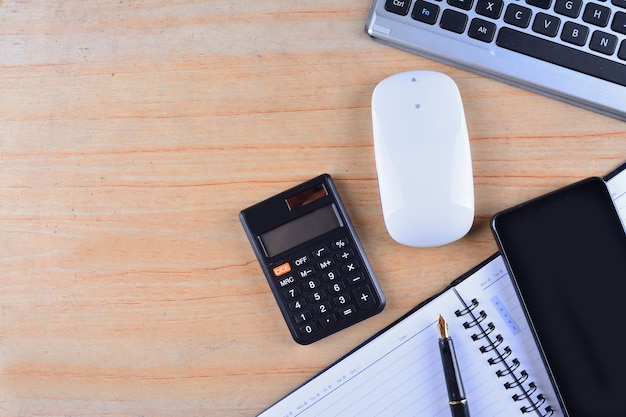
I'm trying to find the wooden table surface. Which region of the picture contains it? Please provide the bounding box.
[1,1,625,416]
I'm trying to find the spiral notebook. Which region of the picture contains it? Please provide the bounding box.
[258,164,626,417]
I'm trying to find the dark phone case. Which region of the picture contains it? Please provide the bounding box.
[491,177,626,417]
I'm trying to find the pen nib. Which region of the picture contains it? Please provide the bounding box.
[438,314,450,339]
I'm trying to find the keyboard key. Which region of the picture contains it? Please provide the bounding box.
[612,11,626,34]
[618,40,626,60]
[613,0,626,8]
[469,18,497,42]
[554,0,583,17]
[496,27,626,86]
[561,21,590,45]
[385,0,412,15]
[589,30,618,54]
[476,0,504,18]
[448,0,474,10]
[412,0,441,24]
[504,3,533,28]
[533,12,561,37]
[526,0,552,9]
[440,9,468,33]
[583,3,612,27]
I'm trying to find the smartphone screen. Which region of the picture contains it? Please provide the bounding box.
[491,177,626,417]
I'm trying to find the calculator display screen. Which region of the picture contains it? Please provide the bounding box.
[260,205,342,257]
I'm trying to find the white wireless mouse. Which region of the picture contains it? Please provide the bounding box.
[372,70,474,247]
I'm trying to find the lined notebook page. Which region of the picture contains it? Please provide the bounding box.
[259,259,558,417]
[259,168,626,417]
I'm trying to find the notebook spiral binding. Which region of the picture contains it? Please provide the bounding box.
[455,298,555,417]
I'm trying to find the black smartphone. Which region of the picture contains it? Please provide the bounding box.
[491,177,626,417]
[240,174,385,345]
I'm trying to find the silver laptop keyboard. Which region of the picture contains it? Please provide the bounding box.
[365,0,626,120]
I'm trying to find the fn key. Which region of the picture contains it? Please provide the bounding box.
[413,0,441,25]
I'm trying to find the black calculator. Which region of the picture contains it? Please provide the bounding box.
[239,174,385,344]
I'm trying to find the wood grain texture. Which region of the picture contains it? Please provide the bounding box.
[1,1,625,416]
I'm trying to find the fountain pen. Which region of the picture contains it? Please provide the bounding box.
[438,315,471,417]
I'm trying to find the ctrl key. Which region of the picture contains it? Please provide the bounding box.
[385,0,411,15]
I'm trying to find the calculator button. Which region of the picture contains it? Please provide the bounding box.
[303,278,321,290]
[338,305,357,319]
[354,285,376,309]
[331,238,349,249]
[273,262,292,277]
[277,274,296,288]
[294,310,312,324]
[336,249,355,261]
[293,255,310,267]
[289,298,307,312]
[308,290,326,302]
[319,313,338,327]
[321,270,339,282]
[313,302,332,315]
[312,246,329,258]
[299,322,318,335]
[347,274,365,286]
[298,268,315,279]
[318,258,335,270]
[332,293,351,307]
[328,281,346,294]
[341,261,360,274]
[283,286,301,299]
